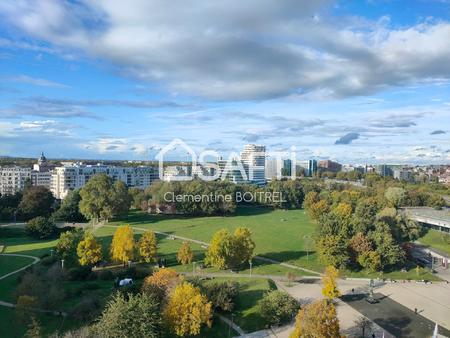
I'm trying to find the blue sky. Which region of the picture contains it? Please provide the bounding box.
[0,0,450,164]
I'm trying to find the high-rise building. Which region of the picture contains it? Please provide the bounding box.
[375,164,393,177]
[308,159,318,177]
[394,169,413,182]
[240,144,266,185]
[31,152,54,190]
[217,158,248,184]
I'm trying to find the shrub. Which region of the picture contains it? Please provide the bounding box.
[204,281,239,312]
[98,270,114,280]
[259,290,299,326]
[70,295,101,322]
[68,266,93,281]
[25,216,56,239]
[40,256,57,266]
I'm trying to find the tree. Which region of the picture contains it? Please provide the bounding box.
[25,216,56,239]
[93,292,162,338]
[16,295,37,323]
[385,187,406,208]
[348,233,373,266]
[18,186,55,220]
[358,250,381,273]
[138,230,157,263]
[203,281,239,312]
[321,266,341,301]
[164,282,212,337]
[370,222,405,269]
[25,316,42,338]
[77,233,102,266]
[308,200,329,221]
[354,316,373,338]
[259,290,299,326]
[52,189,86,223]
[177,241,194,265]
[290,300,342,338]
[56,228,85,264]
[110,225,136,264]
[316,235,349,268]
[205,228,255,269]
[142,268,182,297]
[79,174,130,222]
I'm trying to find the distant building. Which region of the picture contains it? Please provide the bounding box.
[217,158,248,184]
[0,166,31,195]
[318,160,342,173]
[31,152,55,190]
[240,144,266,185]
[51,163,159,199]
[394,169,413,182]
[308,159,318,177]
[265,158,279,180]
[375,164,393,177]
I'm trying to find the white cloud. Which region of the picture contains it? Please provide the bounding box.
[80,137,148,155]
[6,74,68,88]
[2,1,450,100]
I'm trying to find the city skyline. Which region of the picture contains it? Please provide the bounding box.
[1,1,450,164]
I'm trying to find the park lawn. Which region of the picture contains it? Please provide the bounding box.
[0,306,70,338]
[0,255,34,275]
[203,277,277,333]
[111,206,322,272]
[417,229,450,256]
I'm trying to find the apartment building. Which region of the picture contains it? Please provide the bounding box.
[51,163,159,199]
[0,166,32,195]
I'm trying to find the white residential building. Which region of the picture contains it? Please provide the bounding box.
[240,144,266,185]
[51,163,159,199]
[0,166,31,195]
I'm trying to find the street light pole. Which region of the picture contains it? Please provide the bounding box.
[249,260,253,276]
[61,259,64,269]
[193,261,196,275]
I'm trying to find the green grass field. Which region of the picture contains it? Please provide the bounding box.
[111,206,321,272]
[418,229,450,256]
[0,255,34,275]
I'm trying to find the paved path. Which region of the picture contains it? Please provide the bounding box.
[0,253,40,281]
[0,253,67,316]
[103,225,322,276]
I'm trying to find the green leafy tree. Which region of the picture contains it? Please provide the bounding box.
[316,235,349,268]
[79,174,130,222]
[77,233,102,266]
[52,189,86,222]
[25,216,56,239]
[385,187,406,208]
[18,186,55,220]
[93,292,162,338]
[56,228,85,263]
[370,222,405,269]
[203,281,239,312]
[259,290,299,326]
[357,250,381,272]
[139,230,158,263]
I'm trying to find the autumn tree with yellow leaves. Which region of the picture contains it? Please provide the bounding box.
[205,227,255,269]
[290,300,342,338]
[177,241,194,265]
[164,282,212,337]
[77,232,102,266]
[138,230,157,263]
[110,225,135,264]
[322,266,341,301]
[142,268,182,297]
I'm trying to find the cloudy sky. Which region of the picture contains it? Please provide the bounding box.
[0,0,450,164]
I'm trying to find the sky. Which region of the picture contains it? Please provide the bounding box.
[0,0,450,164]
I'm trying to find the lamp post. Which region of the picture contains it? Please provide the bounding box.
[61,259,64,269]
[50,249,54,257]
[128,260,132,268]
[193,261,196,275]
[249,259,253,276]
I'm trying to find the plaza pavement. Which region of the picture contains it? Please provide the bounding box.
[241,279,450,338]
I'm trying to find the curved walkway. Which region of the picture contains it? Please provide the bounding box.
[104,225,322,276]
[0,253,40,281]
